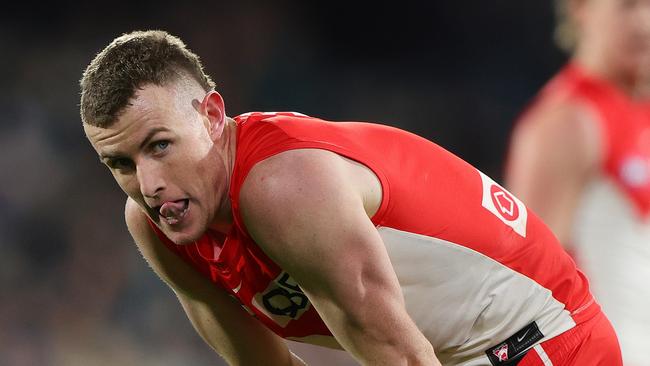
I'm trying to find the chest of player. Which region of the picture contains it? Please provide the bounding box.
[194,229,332,338]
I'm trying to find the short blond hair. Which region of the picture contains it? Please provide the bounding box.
[554,0,578,52]
[80,30,215,127]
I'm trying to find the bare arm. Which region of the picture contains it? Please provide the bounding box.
[239,149,439,366]
[124,199,306,366]
[505,101,601,247]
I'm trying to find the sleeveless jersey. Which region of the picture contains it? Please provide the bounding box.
[149,111,599,365]
[513,63,650,365]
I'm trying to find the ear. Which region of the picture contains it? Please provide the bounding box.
[199,91,227,140]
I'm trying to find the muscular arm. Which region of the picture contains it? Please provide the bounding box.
[239,149,439,366]
[124,199,306,366]
[505,101,602,247]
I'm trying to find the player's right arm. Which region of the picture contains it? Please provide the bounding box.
[505,100,602,247]
[124,198,306,366]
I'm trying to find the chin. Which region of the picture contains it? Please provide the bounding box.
[164,224,206,245]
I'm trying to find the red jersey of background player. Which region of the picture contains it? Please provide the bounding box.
[510,63,650,365]
[516,63,650,215]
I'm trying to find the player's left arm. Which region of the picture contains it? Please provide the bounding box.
[239,149,439,366]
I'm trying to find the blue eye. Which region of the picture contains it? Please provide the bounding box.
[153,140,170,153]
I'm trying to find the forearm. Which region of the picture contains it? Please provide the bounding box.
[350,318,437,365]
[179,295,298,366]
[319,295,440,365]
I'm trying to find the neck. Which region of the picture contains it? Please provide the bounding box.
[209,117,238,234]
[639,80,650,99]
[572,45,641,97]
[637,65,650,99]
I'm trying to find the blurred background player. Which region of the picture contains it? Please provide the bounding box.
[505,0,650,364]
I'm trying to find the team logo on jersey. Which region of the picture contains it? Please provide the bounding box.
[478,170,528,237]
[252,271,310,327]
[490,185,519,221]
[620,155,650,188]
[492,343,509,362]
[485,321,543,365]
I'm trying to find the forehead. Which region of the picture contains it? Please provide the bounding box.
[84,83,194,154]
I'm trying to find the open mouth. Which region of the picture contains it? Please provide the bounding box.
[154,199,189,225]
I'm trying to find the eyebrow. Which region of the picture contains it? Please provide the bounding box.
[139,127,170,150]
[99,127,171,161]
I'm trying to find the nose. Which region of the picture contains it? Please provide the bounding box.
[137,161,166,200]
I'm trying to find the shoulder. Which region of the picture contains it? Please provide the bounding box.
[521,93,594,132]
[241,149,351,206]
[239,149,363,235]
[513,97,602,170]
[236,112,313,135]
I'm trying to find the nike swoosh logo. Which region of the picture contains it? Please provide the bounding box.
[233,281,242,294]
[516,329,530,343]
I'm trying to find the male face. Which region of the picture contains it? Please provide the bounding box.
[84,81,229,244]
[579,0,650,77]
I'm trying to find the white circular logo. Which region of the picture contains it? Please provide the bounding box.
[620,156,650,188]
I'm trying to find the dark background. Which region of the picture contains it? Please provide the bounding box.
[0,1,566,365]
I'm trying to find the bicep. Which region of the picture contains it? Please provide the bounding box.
[124,199,292,365]
[239,150,414,348]
[240,150,402,311]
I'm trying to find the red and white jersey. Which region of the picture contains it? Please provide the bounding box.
[150,111,598,365]
[513,63,650,365]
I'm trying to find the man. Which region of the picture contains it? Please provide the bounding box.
[80,30,621,365]
[505,1,650,364]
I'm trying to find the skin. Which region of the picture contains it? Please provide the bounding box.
[572,0,650,94]
[507,0,650,246]
[84,77,440,365]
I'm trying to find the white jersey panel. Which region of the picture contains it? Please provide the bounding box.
[572,176,650,365]
[379,226,576,366]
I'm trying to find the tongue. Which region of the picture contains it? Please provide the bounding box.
[159,200,187,218]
